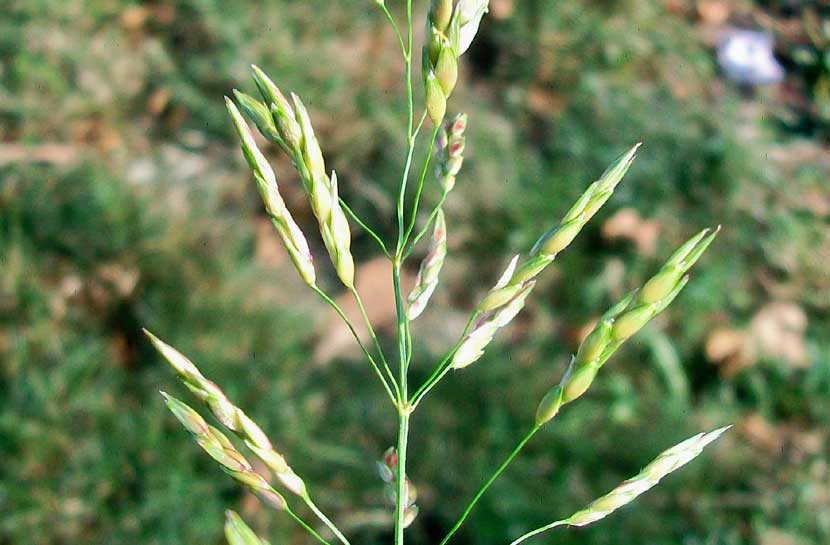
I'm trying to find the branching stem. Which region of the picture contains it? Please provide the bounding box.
[311,285,398,405]
[438,425,543,545]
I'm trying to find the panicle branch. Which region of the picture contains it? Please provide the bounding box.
[509,427,731,545]
[535,226,720,425]
[147,331,306,495]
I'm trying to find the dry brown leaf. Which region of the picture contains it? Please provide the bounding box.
[148,88,172,116]
[491,0,515,20]
[97,264,140,297]
[705,327,756,377]
[749,302,808,369]
[760,528,810,545]
[697,0,730,25]
[601,208,661,256]
[526,86,568,117]
[740,413,784,455]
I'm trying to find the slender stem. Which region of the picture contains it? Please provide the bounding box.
[350,287,400,399]
[392,259,411,545]
[402,126,441,247]
[302,493,352,545]
[311,285,398,405]
[404,191,448,259]
[409,312,479,408]
[377,2,407,58]
[394,5,415,545]
[394,406,410,545]
[438,425,543,545]
[340,197,391,259]
[509,521,567,545]
[284,503,334,545]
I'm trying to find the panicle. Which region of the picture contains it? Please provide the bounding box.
[378,447,420,528]
[531,144,641,258]
[437,113,468,192]
[563,427,731,527]
[235,66,355,288]
[451,279,535,369]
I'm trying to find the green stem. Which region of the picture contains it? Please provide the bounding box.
[377,2,407,58]
[284,503,334,545]
[350,287,400,399]
[409,312,479,408]
[438,425,543,545]
[394,5,415,545]
[311,285,398,405]
[395,406,410,545]
[404,191,448,259]
[340,197,391,258]
[402,126,441,248]
[302,493,352,545]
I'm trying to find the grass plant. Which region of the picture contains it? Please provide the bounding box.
[146,2,730,544]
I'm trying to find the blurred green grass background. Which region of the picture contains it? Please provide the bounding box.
[0,1,828,544]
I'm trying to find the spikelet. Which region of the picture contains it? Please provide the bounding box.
[534,226,719,425]
[226,98,316,287]
[147,331,306,496]
[423,1,490,124]
[531,144,641,258]
[436,113,467,192]
[321,171,356,288]
[451,271,534,369]
[161,392,288,511]
[225,511,270,545]
[378,448,419,528]
[474,145,641,319]
[509,427,730,545]
[407,210,447,320]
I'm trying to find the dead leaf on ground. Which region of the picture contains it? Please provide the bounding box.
[697,1,731,25]
[750,302,808,369]
[740,413,784,455]
[601,208,661,256]
[491,0,515,20]
[705,327,756,377]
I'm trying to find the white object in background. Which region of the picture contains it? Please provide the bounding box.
[717,30,784,86]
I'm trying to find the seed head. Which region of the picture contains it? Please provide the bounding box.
[226,97,316,286]
[225,510,270,545]
[452,280,534,369]
[407,210,448,320]
[233,90,281,144]
[160,392,289,511]
[149,333,304,495]
[531,144,641,259]
[563,426,730,527]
